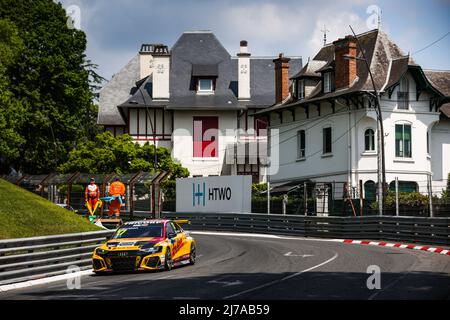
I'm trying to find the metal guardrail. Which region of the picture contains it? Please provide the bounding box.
[162,212,450,246]
[1,214,448,287]
[0,230,114,286]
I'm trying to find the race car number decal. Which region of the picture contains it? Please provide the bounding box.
[115,229,128,237]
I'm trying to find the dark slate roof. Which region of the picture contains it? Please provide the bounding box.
[98,54,140,125]
[100,31,302,118]
[291,60,326,79]
[166,31,302,110]
[247,57,302,107]
[166,31,238,110]
[440,103,450,118]
[192,64,219,77]
[383,56,409,90]
[118,75,167,109]
[424,70,450,97]
[315,60,335,73]
[258,29,411,115]
[98,31,302,122]
[425,70,450,118]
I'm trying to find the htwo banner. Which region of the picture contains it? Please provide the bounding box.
[176,175,252,213]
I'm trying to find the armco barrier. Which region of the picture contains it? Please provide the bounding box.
[1,214,448,287]
[162,212,450,246]
[0,230,114,286]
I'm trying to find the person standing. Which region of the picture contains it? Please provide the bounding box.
[108,177,126,218]
[85,178,100,217]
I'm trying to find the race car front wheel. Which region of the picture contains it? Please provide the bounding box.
[189,244,196,265]
[164,249,173,271]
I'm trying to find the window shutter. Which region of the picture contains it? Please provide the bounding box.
[193,117,218,158]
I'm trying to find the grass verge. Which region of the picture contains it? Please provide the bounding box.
[0,179,101,239]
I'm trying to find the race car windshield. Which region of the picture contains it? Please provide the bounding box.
[112,224,163,239]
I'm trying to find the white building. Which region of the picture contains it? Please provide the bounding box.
[97,31,302,182]
[258,29,450,198]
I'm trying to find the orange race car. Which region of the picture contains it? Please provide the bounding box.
[92,219,196,273]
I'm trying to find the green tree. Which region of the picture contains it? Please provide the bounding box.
[58,131,189,180]
[0,19,25,171]
[0,0,102,173]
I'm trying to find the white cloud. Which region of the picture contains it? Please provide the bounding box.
[56,0,449,80]
[308,11,369,57]
[220,3,311,47]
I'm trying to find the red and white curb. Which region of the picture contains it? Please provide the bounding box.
[190,231,450,256]
[338,239,450,255]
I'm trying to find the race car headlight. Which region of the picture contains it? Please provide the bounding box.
[96,248,108,255]
[139,246,163,254]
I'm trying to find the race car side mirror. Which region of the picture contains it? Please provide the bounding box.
[168,232,176,239]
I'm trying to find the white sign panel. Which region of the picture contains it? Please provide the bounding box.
[176,176,252,213]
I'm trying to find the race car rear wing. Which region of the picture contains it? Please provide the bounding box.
[174,219,190,225]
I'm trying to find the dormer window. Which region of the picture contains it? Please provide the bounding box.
[397,76,409,109]
[192,64,218,95]
[298,80,305,99]
[197,78,214,94]
[324,72,332,93]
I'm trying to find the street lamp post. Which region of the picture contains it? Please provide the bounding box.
[345,26,386,215]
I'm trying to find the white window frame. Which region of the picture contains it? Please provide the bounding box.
[395,123,412,158]
[364,128,376,152]
[197,79,214,93]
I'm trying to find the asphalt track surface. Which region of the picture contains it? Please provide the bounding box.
[1,231,449,300]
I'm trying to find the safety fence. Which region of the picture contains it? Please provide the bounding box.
[3,173,449,217]
[249,179,450,217]
[162,212,450,246]
[1,171,169,216]
[0,230,113,286]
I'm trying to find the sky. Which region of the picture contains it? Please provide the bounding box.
[58,0,450,81]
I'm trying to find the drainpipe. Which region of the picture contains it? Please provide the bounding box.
[348,110,352,189]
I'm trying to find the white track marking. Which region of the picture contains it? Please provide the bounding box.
[0,270,94,293]
[190,231,342,243]
[208,279,243,287]
[223,252,339,299]
[284,252,314,258]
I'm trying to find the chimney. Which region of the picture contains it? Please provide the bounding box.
[273,53,291,104]
[139,44,155,79]
[152,44,170,100]
[237,40,251,100]
[333,35,357,89]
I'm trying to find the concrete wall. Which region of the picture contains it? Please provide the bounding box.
[431,117,450,193]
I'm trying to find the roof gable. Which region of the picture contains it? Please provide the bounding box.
[98,31,303,121]
[98,54,140,125]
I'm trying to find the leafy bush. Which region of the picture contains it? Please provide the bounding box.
[370,191,429,210]
[58,132,189,199]
[252,182,268,196]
